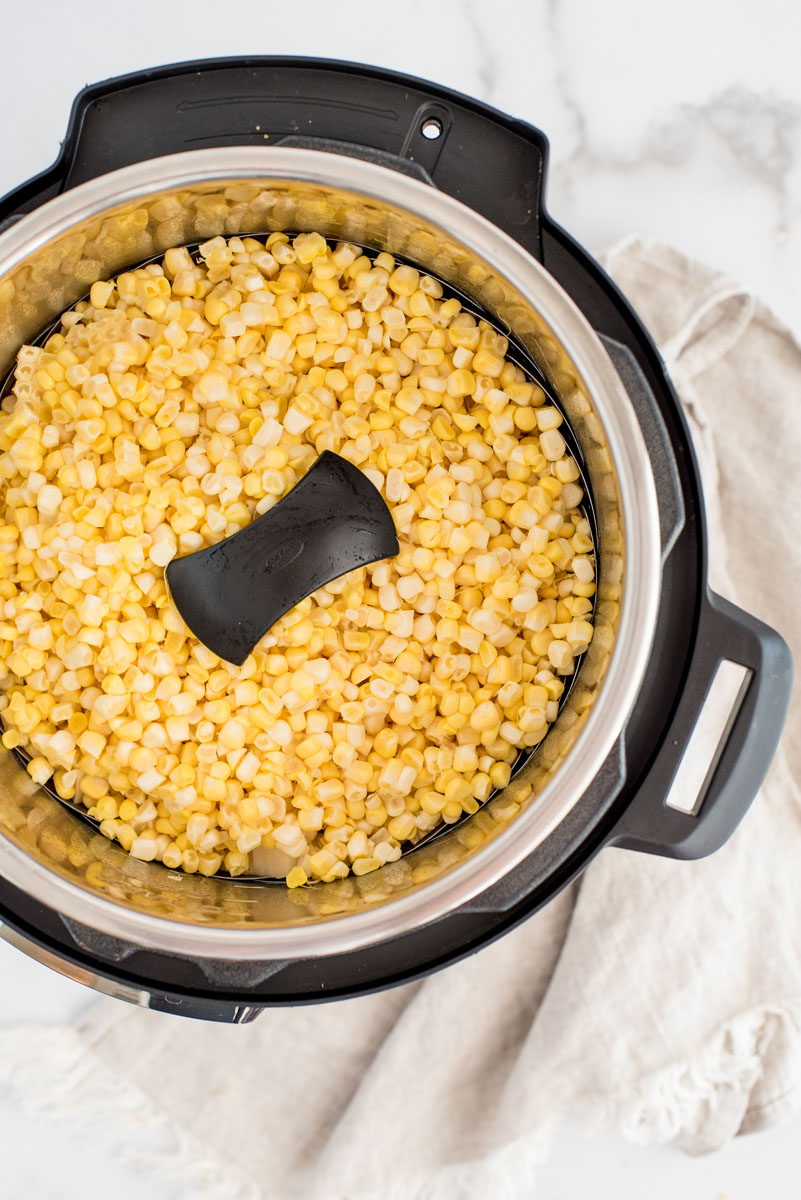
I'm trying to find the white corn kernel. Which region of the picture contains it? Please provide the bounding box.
[37,484,63,517]
[130,838,158,861]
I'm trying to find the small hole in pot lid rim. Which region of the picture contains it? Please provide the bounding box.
[421,119,443,140]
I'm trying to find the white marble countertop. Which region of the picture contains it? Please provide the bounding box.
[1,1,800,1196]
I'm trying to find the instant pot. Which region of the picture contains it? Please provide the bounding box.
[0,58,791,1022]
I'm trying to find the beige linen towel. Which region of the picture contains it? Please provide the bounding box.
[1,237,800,1200]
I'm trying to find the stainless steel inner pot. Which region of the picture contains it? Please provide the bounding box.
[0,148,661,959]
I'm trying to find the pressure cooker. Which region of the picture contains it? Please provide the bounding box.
[0,58,791,1022]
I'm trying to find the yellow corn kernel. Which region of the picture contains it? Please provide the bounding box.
[352,856,380,876]
[118,799,139,822]
[489,761,512,790]
[95,795,119,821]
[78,776,107,801]
[26,757,52,785]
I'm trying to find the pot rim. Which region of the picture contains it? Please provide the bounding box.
[0,148,662,958]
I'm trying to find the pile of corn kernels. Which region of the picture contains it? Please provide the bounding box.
[0,232,594,883]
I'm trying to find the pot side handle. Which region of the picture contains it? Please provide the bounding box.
[609,590,792,859]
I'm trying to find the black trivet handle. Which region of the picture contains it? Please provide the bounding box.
[165,451,398,666]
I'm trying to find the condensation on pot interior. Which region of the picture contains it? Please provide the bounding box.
[0,153,636,946]
[0,750,533,924]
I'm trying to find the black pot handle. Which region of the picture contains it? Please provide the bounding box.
[610,590,792,859]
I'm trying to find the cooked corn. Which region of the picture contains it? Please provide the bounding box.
[0,232,594,883]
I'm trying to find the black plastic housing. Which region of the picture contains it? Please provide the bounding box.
[0,58,791,1020]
